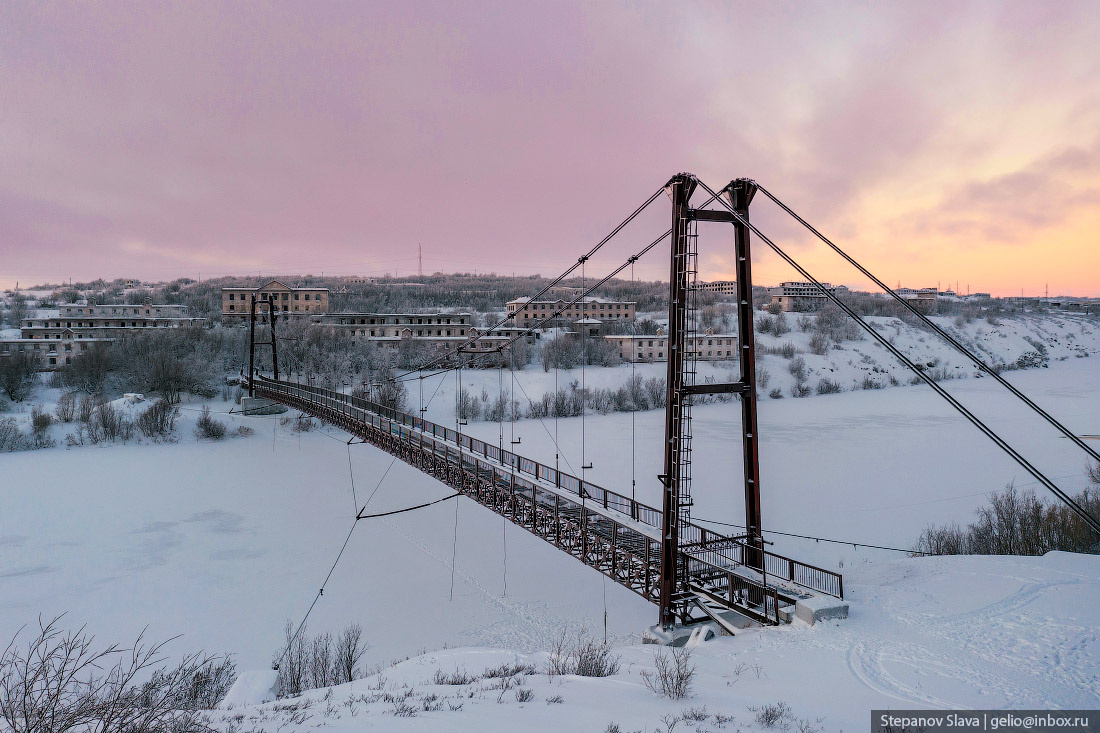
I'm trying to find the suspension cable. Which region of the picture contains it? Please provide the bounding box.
[391,185,667,381]
[695,516,925,555]
[695,178,1100,536]
[386,222,681,384]
[755,183,1100,467]
[370,190,724,389]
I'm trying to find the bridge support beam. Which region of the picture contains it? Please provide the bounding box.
[724,179,764,564]
[658,173,698,629]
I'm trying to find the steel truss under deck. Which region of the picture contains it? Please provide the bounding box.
[251,375,843,627]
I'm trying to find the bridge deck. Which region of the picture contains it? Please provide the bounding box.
[251,375,842,626]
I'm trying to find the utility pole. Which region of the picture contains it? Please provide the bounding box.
[419,243,423,277]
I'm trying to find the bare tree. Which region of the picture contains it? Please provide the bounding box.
[307,633,334,690]
[334,624,368,685]
[0,352,39,402]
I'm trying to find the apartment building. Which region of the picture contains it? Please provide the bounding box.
[1,299,204,368]
[769,282,847,312]
[506,297,636,326]
[696,280,737,295]
[320,312,473,338]
[895,287,938,313]
[604,328,737,362]
[221,280,330,321]
[318,312,524,363]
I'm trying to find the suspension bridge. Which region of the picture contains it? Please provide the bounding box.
[244,173,1100,639]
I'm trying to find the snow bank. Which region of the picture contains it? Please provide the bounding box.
[219,669,279,708]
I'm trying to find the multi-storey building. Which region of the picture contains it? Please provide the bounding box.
[895,287,938,313]
[318,312,526,363]
[221,280,330,321]
[1,300,205,368]
[506,297,636,326]
[604,329,737,362]
[696,280,737,295]
[768,282,845,311]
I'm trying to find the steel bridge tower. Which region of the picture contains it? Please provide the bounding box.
[658,174,763,629]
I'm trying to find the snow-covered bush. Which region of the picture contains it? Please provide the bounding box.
[137,399,179,440]
[30,405,55,449]
[55,392,77,422]
[86,403,134,444]
[194,406,227,440]
[815,379,842,395]
[809,332,829,355]
[788,357,807,383]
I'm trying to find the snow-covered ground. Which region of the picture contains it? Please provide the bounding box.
[202,551,1099,731]
[1,315,1099,726]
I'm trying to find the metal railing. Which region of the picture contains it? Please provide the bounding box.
[252,375,842,601]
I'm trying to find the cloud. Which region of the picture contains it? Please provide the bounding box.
[0,2,1098,294]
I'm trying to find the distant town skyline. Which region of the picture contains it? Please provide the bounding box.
[3,2,1099,296]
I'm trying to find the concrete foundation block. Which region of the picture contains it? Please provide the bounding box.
[794,595,849,625]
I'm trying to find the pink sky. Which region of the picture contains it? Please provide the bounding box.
[2,1,1098,295]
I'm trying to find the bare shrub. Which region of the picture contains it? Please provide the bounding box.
[194,406,226,440]
[762,342,797,359]
[30,405,55,449]
[860,375,884,390]
[755,366,770,390]
[89,403,134,444]
[546,694,564,704]
[483,662,537,679]
[791,382,812,398]
[432,668,477,686]
[641,647,695,699]
[772,312,790,335]
[787,357,807,382]
[233,425,255,437]
[0,615,232,733]
[0,418,29,452]
[808,332,829,355]
[751,701,794,729]
[55,392,78,422]
[137,399,179,440]
[78,393,101,423]
[768,388,784,399]
[815,379,842,395]
[514,688,534,702]
[546,631,619,678]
